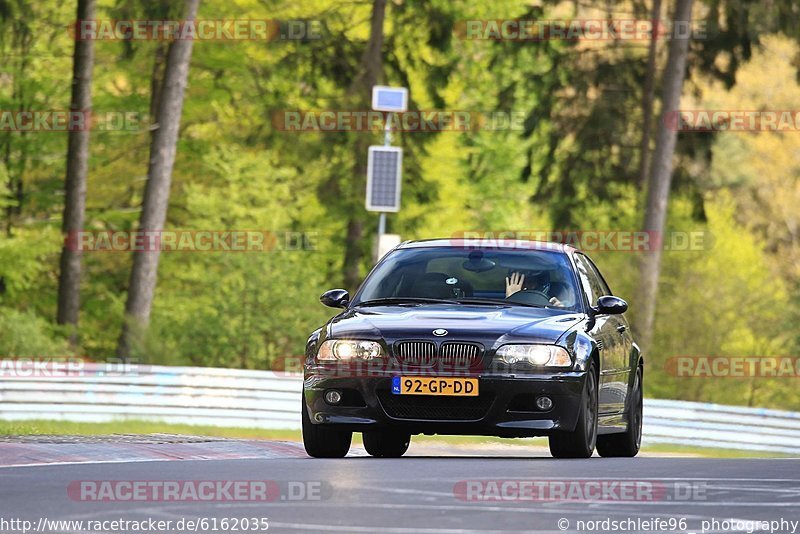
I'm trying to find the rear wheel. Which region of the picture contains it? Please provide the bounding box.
[597,366,642,458]
[302,402,352,458]
[363,430,411,458]
[549,361,598,459]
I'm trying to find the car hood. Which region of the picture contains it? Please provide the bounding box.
[327,304,583,346]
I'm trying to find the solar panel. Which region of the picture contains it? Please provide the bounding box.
[371,86,408,112]
[366,146,402,212]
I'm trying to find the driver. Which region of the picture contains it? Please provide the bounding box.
[505,270,564,307]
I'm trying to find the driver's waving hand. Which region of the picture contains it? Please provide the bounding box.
[504,272,526,298]
[505,271,564,307]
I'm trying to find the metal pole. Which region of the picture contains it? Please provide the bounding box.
[375,112,392,259]
[378,212,386,236]
[384,112,392,146]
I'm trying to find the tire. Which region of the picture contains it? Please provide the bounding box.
[302,402,352,458]
[363,430,411,458]
[549,361,598,459]
[597,366,642,458]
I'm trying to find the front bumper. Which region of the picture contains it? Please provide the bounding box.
[302,367,588,437]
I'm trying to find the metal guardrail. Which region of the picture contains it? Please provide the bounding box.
[0,363,302,430]
[1,362,799,454]
[644,399,800,454]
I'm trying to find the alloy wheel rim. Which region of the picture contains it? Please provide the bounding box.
[586,373,597,449]
[633,372,643,448]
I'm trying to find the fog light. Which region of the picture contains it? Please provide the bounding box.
[536,396,553,411]
[325,390,343,405]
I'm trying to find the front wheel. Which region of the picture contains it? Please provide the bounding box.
[302,402,352,458]
[597,366,642,458]
[549,361,598,459]
[363,430,411,458]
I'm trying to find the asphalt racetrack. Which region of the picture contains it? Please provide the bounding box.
[0,437,798,534]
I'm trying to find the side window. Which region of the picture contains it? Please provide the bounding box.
[573,254,610,306]
[584,255,612,296]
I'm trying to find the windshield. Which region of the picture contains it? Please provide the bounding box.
[353,247,581,311]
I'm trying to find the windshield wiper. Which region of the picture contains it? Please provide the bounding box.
[355,297,459,307]
[455,298,544,308]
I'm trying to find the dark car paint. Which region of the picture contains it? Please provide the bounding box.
[328,306,582,345]
[303,239,643,438]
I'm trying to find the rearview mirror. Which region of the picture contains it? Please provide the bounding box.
[320,289,350,309]
[595,295,628,315]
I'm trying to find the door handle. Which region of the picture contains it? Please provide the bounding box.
[616,324,627,333]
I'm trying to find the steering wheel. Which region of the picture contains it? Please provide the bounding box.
[507,289,551,306]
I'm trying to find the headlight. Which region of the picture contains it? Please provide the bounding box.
[495,344,572,367]
[317,340,383,361]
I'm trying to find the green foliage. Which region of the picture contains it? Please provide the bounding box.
[0,227,61,310]
[0,308,72,357]
[0,0,798,412]
[0,227,70,356]
[649,197,795,408]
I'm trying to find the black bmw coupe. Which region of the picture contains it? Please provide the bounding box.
[302,239,643,459]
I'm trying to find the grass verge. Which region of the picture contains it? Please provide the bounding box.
[0,419,792,458]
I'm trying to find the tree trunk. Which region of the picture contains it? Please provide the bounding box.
[342,0,387,290]
[117,0,200,360]
[56,0,96,344]
[638,0,662,188]
[149,42,167,128]
[635,0,694,353]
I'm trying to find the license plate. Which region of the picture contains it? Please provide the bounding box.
[391,376,478,396]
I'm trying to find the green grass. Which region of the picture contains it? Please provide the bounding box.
[0,419,299,440]
[0,419,793,458]
[638,442,793,458]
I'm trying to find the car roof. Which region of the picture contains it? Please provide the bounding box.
[396,238,577,254]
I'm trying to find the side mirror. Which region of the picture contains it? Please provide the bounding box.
[320,289,350,309]
[595,295,628,315]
